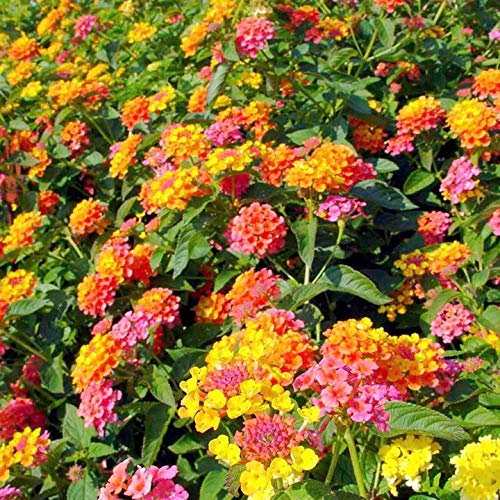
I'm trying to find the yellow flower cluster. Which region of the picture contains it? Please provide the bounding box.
[0,427,50,482]
[450,435,500,500]
[380,435,441,496]
[0,269,37,321]
[127,22,157,44]
[205,141,263,175]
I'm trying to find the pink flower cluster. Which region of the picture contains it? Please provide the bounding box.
[487,208,500,236]
[417,211,451,245]
[73,14,99,43]
[294,356,400,431]
[235,17,275,58]
[0,397,46,440]
[225,202,288,258]
[77,380,122,436]
[431,302,475,343]
[0,486,22,499]
[98,460,188,500]
[440,156,480,203]
[315,195,367,223]
[205,120,243,146]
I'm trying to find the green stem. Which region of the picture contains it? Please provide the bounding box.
[312,220,345,284]
[303,201,316,285]
[432,0,447,25]
[325,430,344,485]
[64,229,84,259]
[344,427,368,498]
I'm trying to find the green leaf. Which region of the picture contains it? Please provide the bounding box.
[183,323,221,347]
[273,480,339,499]
[87,443,116,458]
[6,298,50,318]
[40,352,65,394]
[318,265,391,305]
[169,432,205,454]
[371,158,399,173]
[278,283,331,310]
[382,402,469,441]
[149,366,176,407]
[150,247,167,271]
[226,464,245,497]
[207,63,232,107]
[66,471,98,500]
[168,227,195,278]
[142,404,174,467]
[200,469,227,500]
[461,406,500,427]
[292,218,317,268]
[286,127,320,146]
[9,117,30,130]
[214,269,240,292]
[403,169,436,195]
[62,404,96,449]
[375,18,395,48]
[351,180,418,210]
[479,306,500,333]
[117,196,137,223]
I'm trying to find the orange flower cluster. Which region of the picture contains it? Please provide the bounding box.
[77,273,118,317]
[71,333,123,392]
[160,124,210,165]
[120,96,150,131]
[187,87,208,114]
[0,269,37,322]
[7,35,39,61]
[322,318,447,396]
[69,198,109,236]
[0,427,50,483]
[109,134,142,179]
[447,99,498,149]
[60,119,90,156]
[285,139,376,193]
[1,212,44,255]
[96,238,133,284]
[349,117,388,154]
[135,288,180,328]
[379,242,471,320]
[178,309,315,432]
[225,268,282,325]
[473,69,500,100]
[194,292,228,324]
[37,190,59,215]
[259,143,296,187]
[28,144,51,178]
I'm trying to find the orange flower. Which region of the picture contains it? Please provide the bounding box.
[109,134,142,179]
[447,99,498,149]
[0,270,37,322]
[77,274,118,317]
[194,292,228,324]
[473,69,500,100]
[187,87,208,113]
[1,212,44,254]
[121,96,150,131]
[69,198,109,236]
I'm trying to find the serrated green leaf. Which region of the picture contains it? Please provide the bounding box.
[382,402,469,441]
[66,471,98,500]
[351,180,418,210]
[403,169,435,195]
[207,63,231,107]
[6,298,50,318]
[142,404,174,467]
[226,464,245,497]
[87,443,116,459]
[62,404,96,448]
[318,265,391,305]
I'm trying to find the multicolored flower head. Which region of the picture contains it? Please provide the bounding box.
[77,273,118,317]
[235,17,275,59]
[225,202,288,258]
[0,269,37,322]
[69,198,109,236]
[431,301,475,343]
[1,212,44,254]
[109,134,142,179]
[440,156,481,203]
[417,211,451,245]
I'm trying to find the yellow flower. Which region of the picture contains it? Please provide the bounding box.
[298,406,320,424]
[128,22,157,43]
[450,435,500,500]
[208,435,241,466]
[240,461,273,498]
[20,80,42,98]
[290,446,319,472]
[204,389,227,409]
[194,408,220,433]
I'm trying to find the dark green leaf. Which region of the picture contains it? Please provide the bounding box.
[87,443,116,459]
[226,464,245,497]
[273,480,338,499]
[200,469,227,500]
[6,298,50,318]
[169,433,205,454]
[286,127,320,146]
[149,366,176,407]
[207,63,232,107]
[351,180,418,210]
[479,306,500,333]
[62,404,96,449]
[40,353,65,394]
[142,404,174,467]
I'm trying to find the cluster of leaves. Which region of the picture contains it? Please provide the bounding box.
[0,0,499,499]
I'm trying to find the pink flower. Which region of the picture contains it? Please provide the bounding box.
[125,467,154,499]
[73,14,99,43]
[431,302,475,343]
[0,485,23,499]
[489,28,500,41]
[205,120,243,146]
[315,195,367,223]
[235,17,275,58]
[219,173,251,198]
[440,156,480,203]
[77,380,122,436]
[487,208,500,236]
